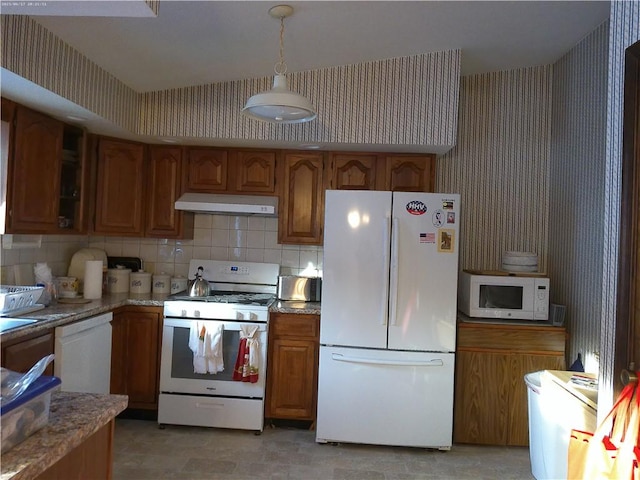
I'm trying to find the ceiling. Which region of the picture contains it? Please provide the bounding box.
[0,0,611,141]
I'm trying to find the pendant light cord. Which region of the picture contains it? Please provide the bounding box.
[274,15,287,75]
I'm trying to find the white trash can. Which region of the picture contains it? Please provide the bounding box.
[525,371,598,480]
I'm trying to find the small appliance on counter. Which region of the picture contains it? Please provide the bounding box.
[107,256,142,272]
[277,276,322,301]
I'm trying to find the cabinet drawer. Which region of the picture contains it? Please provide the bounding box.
[457,323,566,354]
[270,315,319,338]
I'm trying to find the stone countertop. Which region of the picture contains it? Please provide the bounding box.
[270,300,321,315]
[1,294,321,342]
[0,391,128,480]
[0,293,169,342]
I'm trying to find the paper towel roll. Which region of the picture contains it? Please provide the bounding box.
[83,260,103,299]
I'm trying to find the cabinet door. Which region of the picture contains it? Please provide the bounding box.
[278,152,325,245]
[94,138,146,235]
[266,313,320,421]
[266,338,318,420]
[110,307,162,409]
[9,107,63,231]
[146,145,193,238]
[453,350,510,445]
[1,330,55,376]
[328,153,378,190]
[232,150,276,193]
[384,155,435,192]
[186,148,228,192]
[125,309,161,407]
[507,353,566,446]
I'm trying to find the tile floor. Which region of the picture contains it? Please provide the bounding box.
[113,419,534,480]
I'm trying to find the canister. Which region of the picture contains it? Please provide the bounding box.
[129,271,152,294]
[170,276,188,294]
[107,267,131,294]
[152,273,171,294]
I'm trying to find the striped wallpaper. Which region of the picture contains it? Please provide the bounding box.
[1,14,460,151]
[437,66,552,275]
[138,51,460,149]
[1,16,139,132]
[600,0,640,416]
[548,21,609,376]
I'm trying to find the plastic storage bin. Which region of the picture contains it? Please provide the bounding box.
[525,370,597,480]
[1,375,61,453]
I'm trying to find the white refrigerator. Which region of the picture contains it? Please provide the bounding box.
[316,190,460,449]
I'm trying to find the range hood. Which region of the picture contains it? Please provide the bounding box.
[175,193,278,216]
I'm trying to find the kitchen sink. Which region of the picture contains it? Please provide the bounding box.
[0,317,38,333]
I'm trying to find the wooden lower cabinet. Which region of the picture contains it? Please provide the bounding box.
[35,420,114,480]
[266,313,320,421]
[453,322,566,446]
[110,306,162,410]
[1,329,55,376]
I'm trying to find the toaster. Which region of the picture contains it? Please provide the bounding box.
[277,276,322,302]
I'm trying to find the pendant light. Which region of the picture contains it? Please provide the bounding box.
[242,4,317,124]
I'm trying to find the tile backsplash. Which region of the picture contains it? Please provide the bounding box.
[0,214,323,284]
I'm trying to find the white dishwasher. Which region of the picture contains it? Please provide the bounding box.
[54,312,112,394]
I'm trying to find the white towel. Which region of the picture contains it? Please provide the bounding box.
[188,321,207,374]
[205,324,224,373]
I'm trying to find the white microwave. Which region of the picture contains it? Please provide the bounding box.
[458,270,550,320]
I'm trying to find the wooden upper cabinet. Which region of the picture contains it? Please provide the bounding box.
[326,153,436,192]
[1,97,17,123]
[327,153,378,190]
[231,150,277,193]
[94,138,146,236]
[278,152,325,245]
[186,147,228,192]
[186,147,277,194]
[146,145,193,238]
[384,154,435,192]
[9,107,64,232]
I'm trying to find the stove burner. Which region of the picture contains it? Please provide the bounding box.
[169,292,275,307]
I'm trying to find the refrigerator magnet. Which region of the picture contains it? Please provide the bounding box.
[438,229,455,253]
[447,212,456,224]
[432,210,444,227]
[419,232,436,244]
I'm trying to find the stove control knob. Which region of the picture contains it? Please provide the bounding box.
[236,311,244,320]
[249,312,258,321]
[194,310,201,318]
[181,309,187,317]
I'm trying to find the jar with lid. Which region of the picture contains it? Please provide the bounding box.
[152,273,171,294]
[129,270,152,294]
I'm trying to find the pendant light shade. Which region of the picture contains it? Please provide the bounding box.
[242,5,316,124]
[243,74,317,124]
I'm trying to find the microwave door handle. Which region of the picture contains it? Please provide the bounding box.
[379,215,391,326]
[389,217,400,326]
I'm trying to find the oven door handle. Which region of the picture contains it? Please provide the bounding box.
[163,318,267,332]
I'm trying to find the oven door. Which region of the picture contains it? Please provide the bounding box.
[160,318,267,398]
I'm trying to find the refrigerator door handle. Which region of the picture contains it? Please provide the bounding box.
[380,216,392,326]
[331,353,444,367]
[388,217,400,326]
